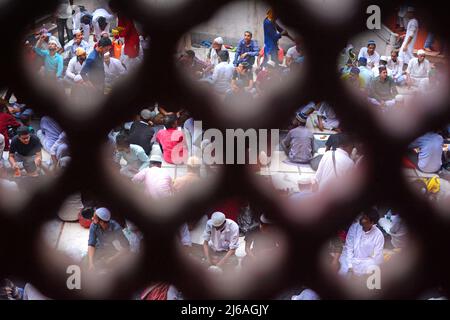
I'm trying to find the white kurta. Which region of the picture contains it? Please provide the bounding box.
[65,56,84,81]
[104,57,127,84]
[399,18,419,64]
[313,148,355,191]
[339,222,385,275]
[92,8,115,40]
[358,47,380,68]
[387,57,404,79]
[202,219,240,252]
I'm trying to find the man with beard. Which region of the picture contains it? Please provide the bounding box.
[34,34,64,79]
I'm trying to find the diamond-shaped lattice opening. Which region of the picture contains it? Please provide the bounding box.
[20,3,146,117]
[38,195,143,298]
[176,0,306,124]
[337,12,449,138]
[0,111,70,211]
[317,207,421,299]
[175,196,288,299]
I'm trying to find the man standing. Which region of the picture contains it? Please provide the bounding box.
[80,37,112,93]
[281,113,314,164]
[8,126,42,177]
[263,9,289,66]
[202,212,240,269]
[358,40,380,69]
[109,0,141,70]
[399,7,419,65]
[368,66,399,109]
[406,49,431,91]
[55,0,73,46]
[233,31,259,68]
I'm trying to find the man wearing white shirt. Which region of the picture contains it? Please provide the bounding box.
[313,134,354,191]
[358,40,380,69]
[406,50,431,91]
[211,50,234,95]
[104,52,127,87]
[72,6,92,40]
[339,209,385,276]
[131,154,173,199]
[387,49,405,85]
[92,8,115,42]
[65,47,86,84]
[202,212,240,268]
[64,29,91,60]
[285,38,303,67]
[399,7,419,64]
[371,56,391,78]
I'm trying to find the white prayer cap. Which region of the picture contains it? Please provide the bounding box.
[48,39,59,47]
[395,94,404,102]
[187,156,201,168]
[211,211,226,227]
[380,56,388,61]
[260,214,273,225]
[407,6,415,12]
[73,29,82,35]
[213,37,224,45]
[150,154,162,163]
[417,49,426,56]
[208,265,223,275]
[104,51,110,58]
[95,207,111,222]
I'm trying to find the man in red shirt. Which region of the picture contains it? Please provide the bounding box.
[109,0,140,68]
[0,99,21,151]
[155,114,187,164]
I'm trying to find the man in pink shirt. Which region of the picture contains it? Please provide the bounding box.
[131,154,173,199]
[155,114,187,164]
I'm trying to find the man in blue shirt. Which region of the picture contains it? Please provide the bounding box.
[408,132,444,173]
[80,37,112,93]
[233,31,259,68]
[34,35,64,79]
[88,207,130,271]
[263,9,288,67]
